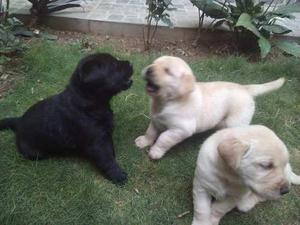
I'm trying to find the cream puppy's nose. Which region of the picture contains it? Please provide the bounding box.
[145,67,154,78]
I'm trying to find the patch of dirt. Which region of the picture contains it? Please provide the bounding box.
[49,28,241,59]
[49,28,275,61]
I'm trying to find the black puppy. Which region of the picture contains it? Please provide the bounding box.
[0,53,133,184]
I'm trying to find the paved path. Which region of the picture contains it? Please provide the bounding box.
[10,0,300,37]
[11,0,199,27]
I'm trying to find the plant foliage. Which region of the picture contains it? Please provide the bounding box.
[0,1,27,55]
[0,0,9,21]
[28,0,82,16]
[144,0,175,50]
[27,0,83,26]
[0,17,27,55]
[191,0,300,58]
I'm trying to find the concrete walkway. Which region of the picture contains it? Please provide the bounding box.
[11,0,199,27]
[10,0,300,39]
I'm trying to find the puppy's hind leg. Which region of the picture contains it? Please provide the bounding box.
[220,98,255,128]
[17,139,48,160]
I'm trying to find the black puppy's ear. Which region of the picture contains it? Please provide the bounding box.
[79,59,104,84]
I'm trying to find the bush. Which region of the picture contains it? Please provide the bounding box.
[144,0,175,50]
[191,0,300,58]
[0,17,27,55]
[0,1,27,56]
[27,0,83,26]
[28,0,81,15]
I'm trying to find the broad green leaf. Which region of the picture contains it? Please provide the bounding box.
[190,0,213,9]
[258,37,271,58]
[265,12,296,20]
[273,3,300,14]
[191,0,228,19]
[14,30,34,37]
[161,16,174,28]
[262,24,292,34]
[275,40,300,57]
[205,3,229,18]
[235,13,262,38]
[163,0,173,5]
[11,17,23,26]
[212,19,227,29]
[47,0,82,8]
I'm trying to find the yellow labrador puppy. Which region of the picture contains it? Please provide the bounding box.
[192,125,300,225]
[135,56,285,159]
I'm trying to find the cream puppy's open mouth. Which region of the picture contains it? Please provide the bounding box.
[145,78,160,94]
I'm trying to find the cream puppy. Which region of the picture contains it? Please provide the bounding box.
[192,125,300,225]
[135,56,285,159]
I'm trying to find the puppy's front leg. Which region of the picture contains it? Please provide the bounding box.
[210,198,236,225]
[192,185,212,225]
[148,128,192,160]
[135,122,158,149]
[85,136,127,184]
[237,191,264,212]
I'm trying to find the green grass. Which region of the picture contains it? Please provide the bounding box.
[0,42,299,225]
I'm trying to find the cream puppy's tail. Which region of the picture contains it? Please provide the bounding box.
[286,163,300,185]
[244,78,285,97]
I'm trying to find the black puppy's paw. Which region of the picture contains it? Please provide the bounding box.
[105,166,128,185]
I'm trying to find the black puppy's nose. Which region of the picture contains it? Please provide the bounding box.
[280,185,290,195]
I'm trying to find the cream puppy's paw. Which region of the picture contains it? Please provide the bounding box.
[236,193,264,212]
[135,136,152,149]
[191,219,212,225]
[148,147,165,160]
[211,217,221,225]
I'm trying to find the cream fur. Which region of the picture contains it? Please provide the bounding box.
[135,56,285,159]
[192,125,300,225]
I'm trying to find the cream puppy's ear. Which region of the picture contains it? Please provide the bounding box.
[218,138,250,170]
[178,73,196,97]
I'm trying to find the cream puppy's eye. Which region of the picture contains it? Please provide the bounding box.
[259,162,274,170]
[164,68,172,75]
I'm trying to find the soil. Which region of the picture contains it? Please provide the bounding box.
[52,29,240,59]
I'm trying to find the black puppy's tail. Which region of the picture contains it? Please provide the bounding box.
[0,117,19,132]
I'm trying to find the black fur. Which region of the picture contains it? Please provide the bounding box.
[0,118,19,131]
[0,53,133,184]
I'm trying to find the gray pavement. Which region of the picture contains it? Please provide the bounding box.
[10,0,300,37]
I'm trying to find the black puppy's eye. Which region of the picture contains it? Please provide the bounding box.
[259,162,274,170]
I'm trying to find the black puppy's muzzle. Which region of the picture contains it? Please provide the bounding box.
[121,61,133,90]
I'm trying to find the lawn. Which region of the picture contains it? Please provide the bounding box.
[0,42,299,225]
